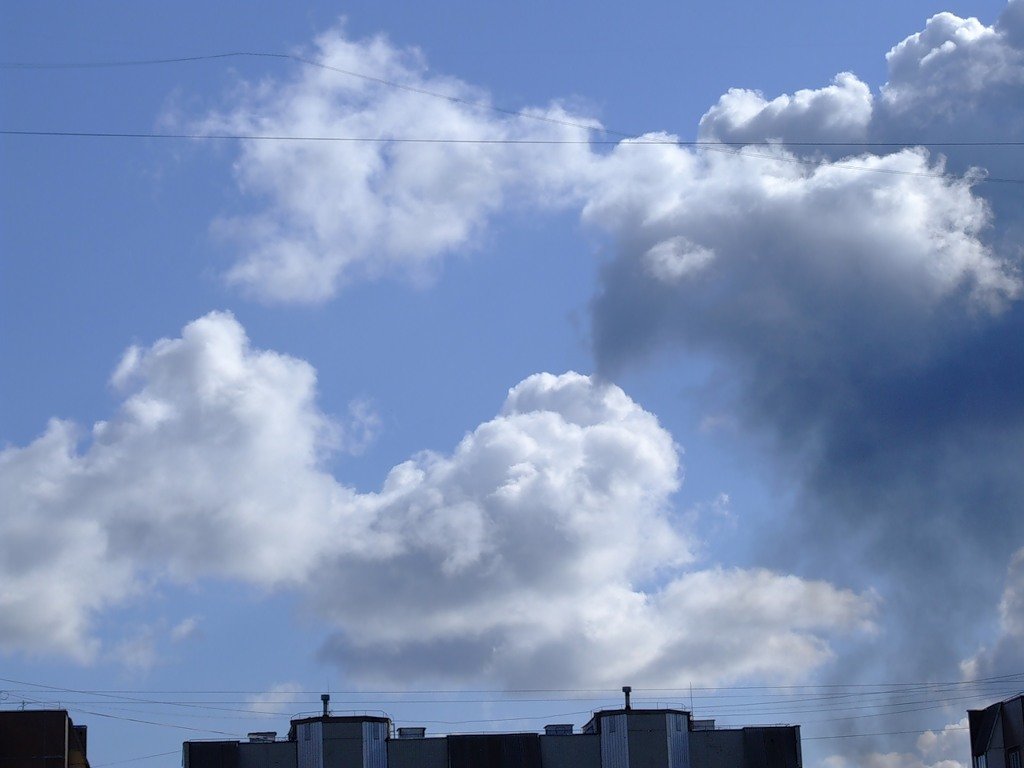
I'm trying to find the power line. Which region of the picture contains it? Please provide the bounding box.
[4,52,1024,148]
[0,51,612,139]
[803,725,969,741]
[2,128,1023,148]
[3,672,1020,696]
[91,751,179,767]
[2,129,1022,185]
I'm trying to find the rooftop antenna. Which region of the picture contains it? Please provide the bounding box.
[321,693,330,717]
[622,686,632,711]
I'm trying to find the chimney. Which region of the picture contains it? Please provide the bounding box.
[545,724,574,735]
[622,686,632,711]
[321,694,330,717]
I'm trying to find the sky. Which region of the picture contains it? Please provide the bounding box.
[1,1,1023,766]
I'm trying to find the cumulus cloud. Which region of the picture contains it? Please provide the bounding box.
[194,25,595,302]
[587,140,1017,371]
[879,9,1024,133]
[583,0,1024,681]
[0,313,873,683]
[699,72,873,146]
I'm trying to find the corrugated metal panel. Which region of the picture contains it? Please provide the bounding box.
[600,714,629,768]
[297,721,322,768]
[666,713,690,768]
[362,720,388,768]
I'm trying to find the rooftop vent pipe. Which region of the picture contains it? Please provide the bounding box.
[622,686,632,711]
[321,694,330,717]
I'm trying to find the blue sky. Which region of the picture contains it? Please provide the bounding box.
[2,1,1023,766]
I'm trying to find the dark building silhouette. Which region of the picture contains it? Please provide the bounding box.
[969,694,1023,768]
[183,693,802,768]
[0,709,91,768]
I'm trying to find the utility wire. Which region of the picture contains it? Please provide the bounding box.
[4,52,1024,147]
[803,725,969,741]
[3,51,1024,187]
[2,129,1022,149]
[0,51,610,138]
[90,751,179,767]
[3,672,1020,697]
[2,129,1022,185]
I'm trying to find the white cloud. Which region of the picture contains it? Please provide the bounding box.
[699,72,873,145]
[0,313,874,684]
[170,616,201,643]
[111,626,160,673]
[644,236,716,283]
[338,398,382,456]
[819,718,969,768]
[247,682,305,716]
[961,547,1024,679]
[195,25,596,302]
[881,10,1024,126]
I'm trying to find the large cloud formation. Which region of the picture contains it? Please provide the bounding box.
[185,4,1024,688]
[0,313,874,685]
[587,0,1024,683]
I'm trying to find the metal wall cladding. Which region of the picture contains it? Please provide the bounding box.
[666,713,690,768]
[600,714,630,768]
[297,721,323,768]
[448,733,543,768]
[362,720,388,768]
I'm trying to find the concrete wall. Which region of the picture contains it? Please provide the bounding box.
[387,737,448,768]
[742,727,801,768]
[1003,697,1024,750]
[540,733,599,768]
[0,711,75,768]
[184,741,240,768]
[448,733,543,768]
[626,712,670,768]
[238,742,297,768]
[322,721,364,768]
[689,729,744,768]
